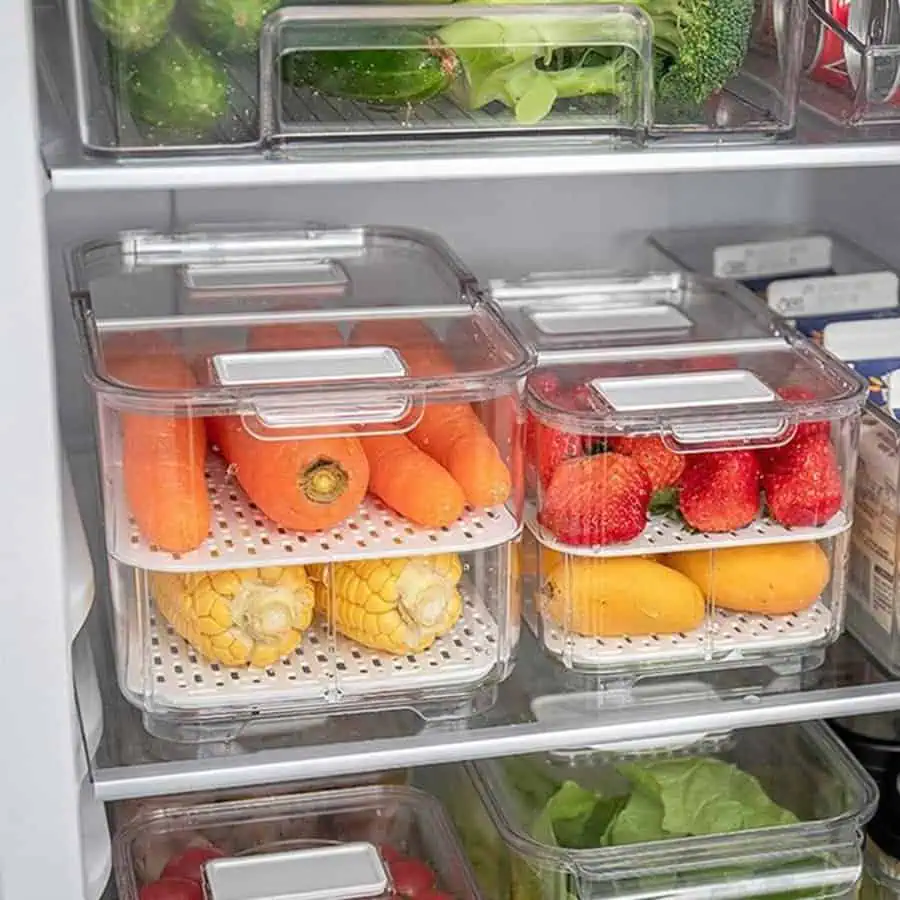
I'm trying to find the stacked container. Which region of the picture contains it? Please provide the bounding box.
[493,271,867,678]
[437,722,878,900]
[68,226,532,742]
[113,784,481,900]
[65,0,804,154]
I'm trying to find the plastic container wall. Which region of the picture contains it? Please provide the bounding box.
[113,785,481,900]
[437,722,877,900]
[68,226,531,742]
[648,227,899,326]
[494,271,867,679]
[67,0,803,154]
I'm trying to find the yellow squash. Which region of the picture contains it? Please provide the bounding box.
[541,555,705,637]
[150,566,315,667]
[664,542,830,615]
[312,553,463,654]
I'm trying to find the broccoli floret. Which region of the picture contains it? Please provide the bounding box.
[643,0,756,106]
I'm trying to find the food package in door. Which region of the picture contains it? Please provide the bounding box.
[494,271,865,678]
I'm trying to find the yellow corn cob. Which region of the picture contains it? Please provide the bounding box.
[149,566,315,667]
[314,554,463,654]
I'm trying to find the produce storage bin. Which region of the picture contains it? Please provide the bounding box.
[66,0,804,155]
[113,784,481,900]
[648,226,900,332]
[492,271,867,679]
[438,721,877,900]
[68,225,532,742]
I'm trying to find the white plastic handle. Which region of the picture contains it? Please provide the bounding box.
[203,843,389,900]
[213,347,413,428]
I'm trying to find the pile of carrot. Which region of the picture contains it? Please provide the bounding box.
[114,318,512,547]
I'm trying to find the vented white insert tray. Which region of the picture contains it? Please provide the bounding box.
[111,453,520,571]
[526,506,849,558]
[538,601,833,670]
[127,586,499,711]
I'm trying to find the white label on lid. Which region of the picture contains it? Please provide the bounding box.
[767,271,899,317]
[712,236,833,279]
[592,370,775,412]
[529,304,692,335]
[213,347,406,386]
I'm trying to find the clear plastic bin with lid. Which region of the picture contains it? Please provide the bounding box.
[68,225,533,742]
[492,270,868,679]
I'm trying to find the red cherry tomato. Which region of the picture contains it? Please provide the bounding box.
[388,858,436,898]
[161,846,225,884]
[139,878,204,900]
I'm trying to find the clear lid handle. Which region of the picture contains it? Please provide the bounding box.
[213,347,413,428]
[591,370,792,445]
[203,843,389,900]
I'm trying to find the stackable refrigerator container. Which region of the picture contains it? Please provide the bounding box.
[439,722,878,900]
[68,226,532,741]
[65,0,805,154]
[113,785,482,900]
[492,271,867,677]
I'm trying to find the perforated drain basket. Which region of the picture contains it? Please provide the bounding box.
[70,226,533,738]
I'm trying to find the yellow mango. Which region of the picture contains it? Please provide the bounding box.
[664,542,830,615]
[540,555,705,637]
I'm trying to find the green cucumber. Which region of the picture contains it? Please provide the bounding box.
[284,31,457,106]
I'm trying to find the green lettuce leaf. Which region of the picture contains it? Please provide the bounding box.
[616,758,799,838]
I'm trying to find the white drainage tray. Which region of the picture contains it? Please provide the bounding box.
[111,453,520,572]
[526,505,849,558]
[127,585,499,712]
[538,601,833,670]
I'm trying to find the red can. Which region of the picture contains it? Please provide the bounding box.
[805,0,853,90]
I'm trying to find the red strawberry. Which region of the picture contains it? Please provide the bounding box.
[608,435,686,492]
[539,453,651,546]
[679,451,761,532]
[533,420,584,487]
[762,433,842,526]
[777,386,830,442]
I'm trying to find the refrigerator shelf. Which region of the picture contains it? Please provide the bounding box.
[538,600,833,670]
[525,504,850,557]
[112,452,520,571]
[126,587,499,712]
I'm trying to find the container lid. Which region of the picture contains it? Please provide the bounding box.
[69,227,533,422]
[492,271,867,443]
[468,721,876,900]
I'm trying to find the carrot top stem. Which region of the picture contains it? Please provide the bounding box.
[301,459,349,504]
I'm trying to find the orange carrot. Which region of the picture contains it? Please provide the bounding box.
[206,417,369,531]
[107,353,210,553]
[361,432,465,527]
[350,320,511,508]
[247,321,344,352]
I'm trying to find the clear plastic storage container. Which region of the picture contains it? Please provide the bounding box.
[492,271,867,678]
[68,226,532,742]
[66,0,803,155]
[648,227,899,336]
[788,0,900,127]
[113,784,481,900]
[437,722,877,900]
